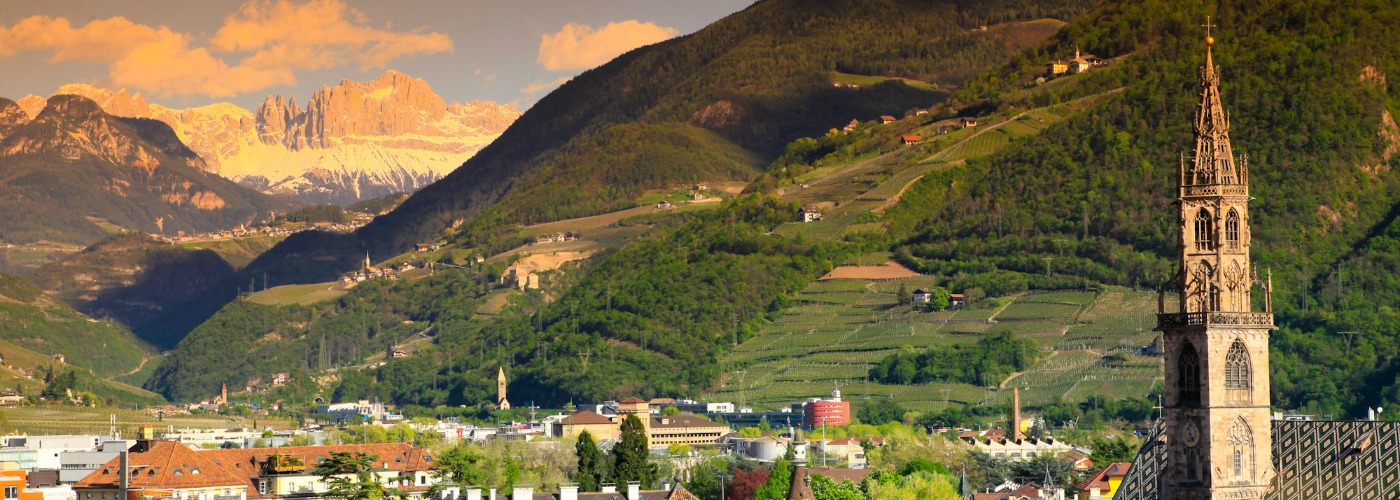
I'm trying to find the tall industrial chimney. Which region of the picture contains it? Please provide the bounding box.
[1012,387,1022,440]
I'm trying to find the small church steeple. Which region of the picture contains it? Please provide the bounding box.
[496,366,511,410]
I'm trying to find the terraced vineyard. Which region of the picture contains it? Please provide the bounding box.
[705,283,1164,414]
[773,88,1125,241]
[2,406,294,435]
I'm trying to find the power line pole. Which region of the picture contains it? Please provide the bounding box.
[578,350,592,373]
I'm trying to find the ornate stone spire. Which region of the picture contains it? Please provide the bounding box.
[1184,17,1246,188]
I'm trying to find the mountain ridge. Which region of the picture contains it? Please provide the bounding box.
[14,71,520,206]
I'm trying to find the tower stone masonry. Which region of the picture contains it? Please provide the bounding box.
[1159,24,1278,500]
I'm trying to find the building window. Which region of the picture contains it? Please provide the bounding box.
[1225,209,1241,250]
[5,486,17,499]
[1225,339,1251,390]
[1194,208,1215,251]
[1178,341,1201,405]
[1234,450,1243,478]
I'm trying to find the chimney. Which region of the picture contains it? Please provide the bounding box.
[1012,387,1022,440]
[511,485,533,500]
[601,483,617,493]
[559,483,579,500]
[464,487,482,500]
[627,481,641,500]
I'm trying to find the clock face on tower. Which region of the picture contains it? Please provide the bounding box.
[1183,420,1201,447]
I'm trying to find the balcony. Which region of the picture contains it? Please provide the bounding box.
[1157,311,1273,328]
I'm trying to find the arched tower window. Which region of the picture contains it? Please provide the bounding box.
[1225,339,1251,390]
[1178,341,1201,405]
[1228,418,1254,481]
[1225,209,1241,250]
[1194,208,1216,251]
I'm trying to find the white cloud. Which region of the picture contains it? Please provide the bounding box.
[0,0,453,98]
[537,20,677,72]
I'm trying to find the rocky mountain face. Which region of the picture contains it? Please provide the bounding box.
[0,95,288,244]
[18,72,519,206]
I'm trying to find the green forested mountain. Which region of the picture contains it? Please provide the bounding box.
[25,233,243,347]
[0,96,292,245]
[882,0,1400,415]
[0,272,159,406]
[352,0,1093,257]
[146,0,1398,422]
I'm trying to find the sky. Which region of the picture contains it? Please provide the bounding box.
[0,0,756,111]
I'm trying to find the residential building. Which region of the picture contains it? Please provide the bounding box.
[0,468,46,500]
[901,135,922,146]
[959,430,1071,461]
[1075,463,1129,500]
[73,440,248,500]
[912,288,932,304]
[58,441,130,486]
[811,437,884,468]
[201,443,436,498]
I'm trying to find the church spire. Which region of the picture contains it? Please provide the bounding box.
[1183,16,1245,188]
[1159,23,1276,500]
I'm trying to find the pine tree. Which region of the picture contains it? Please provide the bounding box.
[574,430,603,491]
[610,414,657,488]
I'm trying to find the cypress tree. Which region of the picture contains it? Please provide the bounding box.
[610,414,657,488]
[574,430,602,491]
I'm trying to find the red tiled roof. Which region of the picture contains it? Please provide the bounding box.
[560,410,615,425]
[805,466,871,484]
[75,441,246,491]
[620,397,647,404]
[201,443,433,499]
[651,415,727,429]
[1075,462,1131,491]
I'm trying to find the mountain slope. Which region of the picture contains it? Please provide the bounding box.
[142,0,1100,402]
[0,95,291,244]
[880,0,1400,415]
[352,0,1092,258]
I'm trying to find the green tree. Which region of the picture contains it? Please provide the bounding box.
[312,452,396,500]
[610,415,657,488]
[736,427,762,438]
[809,474,863,500]
[574,431,603,491]
[754,458,791,500]
[897,283,911,305]
[661,406,682,416]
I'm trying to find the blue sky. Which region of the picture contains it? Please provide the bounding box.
[0,0,755,111]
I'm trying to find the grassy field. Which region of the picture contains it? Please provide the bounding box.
[704,285,1162,414]
[831,72,940,91]
[0,405,295,435]
[247,282,348,306]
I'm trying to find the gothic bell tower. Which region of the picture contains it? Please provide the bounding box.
[1159,22,1277,499]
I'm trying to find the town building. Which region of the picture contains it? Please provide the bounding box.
[1075,463,1129,500]
[0,468,46,500]
[800,387,850,429]
[553,399,731,449]
[879,115,897,124]
[810,437,884,468]
[73,440,248,500]
[315,400,388,422]
[58,441,130,486]
[799,208,822,223]
[901,135,922,146]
